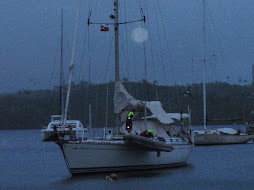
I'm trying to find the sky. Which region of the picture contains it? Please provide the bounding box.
[0,0,254,93]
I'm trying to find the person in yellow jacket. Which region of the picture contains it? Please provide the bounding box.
[139,129,154,138]
[126,111,134,133]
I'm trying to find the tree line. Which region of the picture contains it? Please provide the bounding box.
[0,80,253,130]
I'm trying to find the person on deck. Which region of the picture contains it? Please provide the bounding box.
[126,111,134,133]
[139,129,154,138]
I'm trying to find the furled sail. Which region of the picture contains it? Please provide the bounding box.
[114,81,145,114]
[146,101,174,124]
[114,82,174,125]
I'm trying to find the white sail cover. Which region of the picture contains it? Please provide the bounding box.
[114,82,174,124]
[146,101,174,124]
[114,81,145,114]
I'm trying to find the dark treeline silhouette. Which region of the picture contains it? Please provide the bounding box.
[0,80,253,130]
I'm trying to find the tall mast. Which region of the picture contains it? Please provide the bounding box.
[114,0,120,82]
[202,0,207,130]
[63,0,81,126]
[114,0,120,134]
[60,8,64,123]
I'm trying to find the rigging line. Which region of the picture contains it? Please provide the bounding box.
[105,82,109,130]
[87,0,94,28]
[92,34,112,129]
[155,0,184,112]
[94,83,99,128]
[123,0,130,79]
[73,26,89,97]
[48,35,60,91]
[87,20,91,105]
[88,0,95,14]
[120,44,124,78]
[103,33,114,82]
[91,2,112,127]
[144,0,159,100]
[117,1,124,80]
[154,2,167,83]
[204,2,213,84]
[135,0,149,99]
[93,63,105,128]
[103,32,113,130]
[60,8,65,118]
[89,20,97,84]
[88,0,97,63]
[139,2,149,100]
[130,34,138,97]
[143,44,150,101]
[205,2,220,96]
[131,41,137,81]
[156,0,176,85]
[75,12,90,83]
[79,25,89,81]
[206,3,226,83]
[130,0,143,98]
[87,0,93,87]
[64,37,72,71]
[143,41,150,98]
[120,36,129,80]
[63,0,82,125]
[118,1,128,80]
[135,0,143,16]
[47,34,61,112]
[143,42,147,82]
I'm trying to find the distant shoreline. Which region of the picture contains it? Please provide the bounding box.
[0,81,252,130]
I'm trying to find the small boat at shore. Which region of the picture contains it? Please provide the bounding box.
[194,128,254,145]
[41,10,87,142]
[41,115,87,141]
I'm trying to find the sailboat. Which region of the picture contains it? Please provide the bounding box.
[53,0,194,174]
[41,9,87,141]
[194,0,254,145]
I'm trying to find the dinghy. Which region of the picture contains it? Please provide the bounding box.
[123,134,174,152]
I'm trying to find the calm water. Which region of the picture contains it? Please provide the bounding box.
[0,129,253,189]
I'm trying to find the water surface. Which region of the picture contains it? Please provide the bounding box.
[0,129,253,189]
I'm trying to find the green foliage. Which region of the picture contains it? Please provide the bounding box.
[0,81,253,130]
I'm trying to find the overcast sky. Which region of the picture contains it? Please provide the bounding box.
[1,0,254,93]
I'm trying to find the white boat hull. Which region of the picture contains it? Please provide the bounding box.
[194,134,254,145]
[60,142,194,173]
